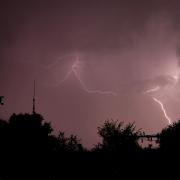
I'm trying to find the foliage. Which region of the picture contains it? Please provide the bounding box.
[56,132,83,152]
[97,119,141,153]
[160,120,180,154]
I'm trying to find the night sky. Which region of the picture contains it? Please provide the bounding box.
[1,0,180,147]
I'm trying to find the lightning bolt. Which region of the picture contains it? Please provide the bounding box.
[152,97,171,125]
[48,54,177,123]
[144,86,172,125]
[51,56,117,96]
[144,72,180,125]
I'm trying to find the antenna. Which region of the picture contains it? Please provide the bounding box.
[32,80,36,114]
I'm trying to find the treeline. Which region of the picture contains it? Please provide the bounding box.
[0,113,179,179]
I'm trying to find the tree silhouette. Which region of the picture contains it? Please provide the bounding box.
[159,120,180,155]
[96,119,141,154]
[9,113,53,151]
[55,132,83,152]
[158,120,180,179]
[3,113,54,179]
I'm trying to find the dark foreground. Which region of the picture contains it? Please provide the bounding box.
[0,113,179,180]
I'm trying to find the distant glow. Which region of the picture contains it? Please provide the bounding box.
[152,97,172,125]
[172,75,179,84]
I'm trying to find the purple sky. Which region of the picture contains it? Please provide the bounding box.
[1,0,180,147]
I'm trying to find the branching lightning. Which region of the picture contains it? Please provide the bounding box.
[47,54,179,124]
[45,55,74,70]
[51,56,117,96]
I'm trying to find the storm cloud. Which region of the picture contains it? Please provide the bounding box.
[1,0,180,147]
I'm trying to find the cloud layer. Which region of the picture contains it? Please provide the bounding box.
[1,0,180,146]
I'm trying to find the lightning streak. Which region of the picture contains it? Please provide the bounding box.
[152,97,171,125]
[52,56,117,96]
[144,86,160,94]
[49,55,176,123]
[45,54,75,69]
[144,86,172,125]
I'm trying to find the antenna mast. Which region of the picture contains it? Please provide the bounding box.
[32,80,36,114]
